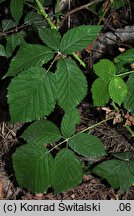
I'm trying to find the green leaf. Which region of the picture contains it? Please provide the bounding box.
[12,143,54,193]
[124,74,134,115]
[56,58,87,111]
[4,44,54,77]
[60,25,102,54]
[0,44,6,57]
[38,28,61,51]
[109,77,128,105]
[118,162,134,191]
[91,78,110,106]
[10,0,24,23]
[21,119,62,145]
[93,159,134,191]
[93,160,120,189]
[115,48,134,64]
[53,149,83,193]
[114,48,134,74]
[7,67,57,123]
[93,59,116,80]
[69,133,106,158]
[6,31,26,58]
[61,108,80,138]
[111,0,126,9]
[115,61,128,75]
[129,161,134,176]
[113,151,134,161]
[24,11,47,28]
[2,19,16,31]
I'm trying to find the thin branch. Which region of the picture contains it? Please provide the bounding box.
[59,0,103,29]
[0,24,28,36]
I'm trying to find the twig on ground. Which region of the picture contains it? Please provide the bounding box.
[59,0,103,29]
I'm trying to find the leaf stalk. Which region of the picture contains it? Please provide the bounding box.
[116,70,134,77]
[48,116,114,153]
[35,0,56,29]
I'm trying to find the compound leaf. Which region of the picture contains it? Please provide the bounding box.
[10,0,24,23]
[93,159,134,191]
[12,143,54,193]
[21,119,62,145]
[93,59,116,80]
[91,78,110,106]
[61,108,80,138]
[124,74,134,115]
[38,28,61,51]
[56,58,87,111]
[53,148,83,193]
[8,66,57,123]
[109,77,128,105]
[60,25,102,54]
[4,44,54,77]
[69,133,106,158]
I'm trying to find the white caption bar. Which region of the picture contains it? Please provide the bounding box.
[0,200,134,216]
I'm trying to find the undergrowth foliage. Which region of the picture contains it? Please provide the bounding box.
[0,0,134,194]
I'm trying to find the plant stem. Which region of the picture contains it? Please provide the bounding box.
[111,101,119,112]
[72,52,86,68]
[47,138,68,154]
[46,54,58,73]
[47,116,114,154]
[78,116,114,134]
[35,0,56,29]
[124,125,134,137]
[116,70,134,77]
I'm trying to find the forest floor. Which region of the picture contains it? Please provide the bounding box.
[0,0,134,200]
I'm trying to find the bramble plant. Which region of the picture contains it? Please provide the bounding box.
[0,0,134,193]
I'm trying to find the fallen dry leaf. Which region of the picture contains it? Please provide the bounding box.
[0,180,4,199]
